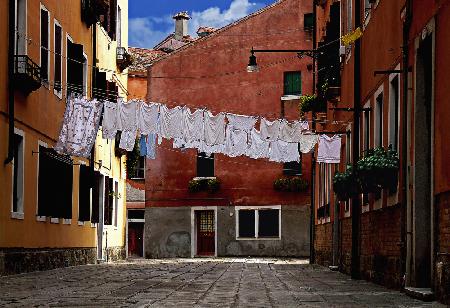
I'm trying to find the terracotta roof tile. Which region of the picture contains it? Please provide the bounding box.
[128,47,167,73]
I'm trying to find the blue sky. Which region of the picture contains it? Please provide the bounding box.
[129,0,277,48]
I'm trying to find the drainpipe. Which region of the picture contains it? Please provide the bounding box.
[5,0,15,165]
[309,0,317,264]
[402,0,412,287]
[90,22,97,170]
[351,0,362,280]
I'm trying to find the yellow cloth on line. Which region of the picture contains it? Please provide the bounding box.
[341,27,363,46]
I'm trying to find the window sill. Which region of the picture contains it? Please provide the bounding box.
[78,221,85,226]
[63,219,71,225]
[280,95,302,101]
[193,176,216,180]
[11,212,24,220]
[54,89,63,100]
[91,222,97,228]
[236,237,281,241]
[36,216,46,222]
[50,218,59,224]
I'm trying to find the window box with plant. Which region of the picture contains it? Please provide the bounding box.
[188,178,221,193]
[273,177,308,192]
[333,165,359,201]
[356,145,399,194]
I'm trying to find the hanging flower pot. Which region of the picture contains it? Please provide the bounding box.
[333,165,359,201]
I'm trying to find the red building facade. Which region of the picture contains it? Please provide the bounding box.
[312,0,450,304]
[144,0,314,258]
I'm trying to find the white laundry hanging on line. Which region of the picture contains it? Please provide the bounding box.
[204,111,226,145]
[101,100,119,139]
[55,96,104,158]
[159,105,184,140]
[199,141,225,156]
[260,118,281,141]
[317,134,342,163]
[269,140,300,163]
[226,113,258,132]
[182,107,204,146]
[299,133,319,154]
[224,125,249,157]
[138,102,159,135]
[279,120,309,143]
[117,99,139,151]
[246,128,270,159]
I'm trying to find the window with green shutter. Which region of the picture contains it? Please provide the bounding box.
[304,13,314,31]
[284,72,302,95]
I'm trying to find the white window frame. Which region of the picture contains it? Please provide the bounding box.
[113,180,119,228]
[363,0,372,27]
[117,5,122,47]
[235,205,281,240]
[66,34,72,98]
[374,85,384,148]
[36,140,48,222]
[39,3,50,86]
[82,52,88,97]
[53,19,63,99]
[363,100,371,153]
[11,128,25,220]
[389,66,401,152]
[14,0,27,56]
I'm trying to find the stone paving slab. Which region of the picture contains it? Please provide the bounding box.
[0,258,446,307]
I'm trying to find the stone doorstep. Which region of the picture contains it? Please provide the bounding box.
[404,287,434,302]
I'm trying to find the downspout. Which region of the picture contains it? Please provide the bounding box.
[5,0,16,165]
[351,0,362,280]
[309,0,317,264]
[90,22,97,170]
[402,0,412,287]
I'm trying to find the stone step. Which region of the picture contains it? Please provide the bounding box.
[404,287,434,302]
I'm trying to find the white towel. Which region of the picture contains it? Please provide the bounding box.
[204,111,226,146]
[269,140,300,163]
[55,96,104,158]
[246,128,270,159]
[101,100,119,139]
[317,134,342,163]
[260,118,281,141]
[138,102,159,135]
[226,113,257,132]
[182,107,204,144]
[279,120,309,143]
[159,105,184,139]
[299,133,319,154]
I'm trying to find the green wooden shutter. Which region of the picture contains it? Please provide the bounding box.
[284,72,301,95]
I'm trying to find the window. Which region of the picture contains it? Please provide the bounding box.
[304,13,313,31]
[15,0,27,55]
[40,5,49,83]
[54,21,62,96]
[101,0,117,40]
[375,92,383,147]
[78,165,93,222]
[82,53,88,96]
[364,0,372,21]
[12,130,24,217]
[114,181,119,227]
[197,152,214,177]
[236,207,281,239]
[389,75,400,151]
[37,147,73,219]
[284,72,301,96]
[117,5,122,47]
[66,36,85,96]
[129,156,145,179]
[104,177,114,225]
[346,0,352,33]
[91,171,101,223]
[283,156,302,175]
[317,163,331,220]
[363,105,371,152]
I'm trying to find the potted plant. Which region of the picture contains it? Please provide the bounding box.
[333,165,359,201]
[273,177,308,192]
[188,178,221,193]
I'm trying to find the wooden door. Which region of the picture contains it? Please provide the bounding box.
[196,211,215,256]
[128,222,144,257]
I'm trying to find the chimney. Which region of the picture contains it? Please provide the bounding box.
[173,11,190,40]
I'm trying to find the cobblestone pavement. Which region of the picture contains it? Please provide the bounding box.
[0,258,445,307]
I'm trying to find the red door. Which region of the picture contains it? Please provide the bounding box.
[128,222,144,257]
[196,211,215,256]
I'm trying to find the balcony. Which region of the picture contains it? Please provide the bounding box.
[81,0,109,26]
[116,47,133,71]
[13,55,41,94]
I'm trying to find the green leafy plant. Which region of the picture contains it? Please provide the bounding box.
[273,177,308,192]
[333,165,359,201]
[356,146,399,193]
[126,139,140,178]
[188,178,221,193]
[299,94,327,114]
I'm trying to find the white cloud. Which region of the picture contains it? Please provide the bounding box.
[129,16,172,48]
[189,0,265,36]
[128,0,266,48]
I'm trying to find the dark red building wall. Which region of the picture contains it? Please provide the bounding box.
[146,0,314,208]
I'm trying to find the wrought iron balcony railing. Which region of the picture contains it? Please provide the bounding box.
[13,55,41,93]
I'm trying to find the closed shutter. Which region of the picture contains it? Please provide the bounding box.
[108,0,117,40]
[40,9,49,81]
[94,68,107,99]
[284,72,301,95]
[91,171,101,223]
[61,161,73,219]
[38,147,52,216]
[78,165,93,221]
[54,24,62,92]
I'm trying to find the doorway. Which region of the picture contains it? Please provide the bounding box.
[195,210,215,256]
[412,31,434,288]
[128,222,144,257]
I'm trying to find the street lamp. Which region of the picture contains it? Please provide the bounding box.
[247,49,259,73]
